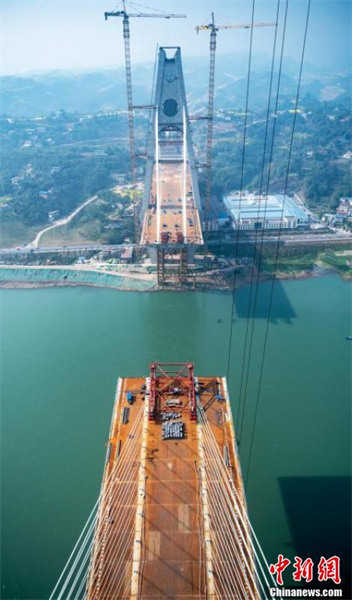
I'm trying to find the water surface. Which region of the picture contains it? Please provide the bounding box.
[1,275,350,598]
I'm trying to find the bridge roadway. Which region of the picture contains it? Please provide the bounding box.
[140,162,203,246]
[85,370,259,599]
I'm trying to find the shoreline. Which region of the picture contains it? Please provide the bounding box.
[0,263,350,292]
[0,265,157,292]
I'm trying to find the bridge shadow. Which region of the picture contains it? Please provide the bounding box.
[234,279,297,324]
[278,475,351,599]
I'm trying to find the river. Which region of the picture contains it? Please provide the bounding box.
[1,275,351,599]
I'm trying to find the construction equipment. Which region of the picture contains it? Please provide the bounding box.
[162,420,184,440]
[105,2,187,243]
[195,13,276,222]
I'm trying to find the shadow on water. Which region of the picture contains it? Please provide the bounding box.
[235,279,297,323]
[278,476,351,599]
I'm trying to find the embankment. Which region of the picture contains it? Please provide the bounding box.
[0,266,157,291]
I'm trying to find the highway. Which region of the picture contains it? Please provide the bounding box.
[0,243,127,255]
[209,231,352,246]
[1,231,351,257]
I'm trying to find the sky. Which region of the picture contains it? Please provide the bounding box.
[1,0,351,76]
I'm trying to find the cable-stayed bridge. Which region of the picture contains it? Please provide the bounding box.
[139,47,204,285]
[47,3,316,597]
[50,363,275,599]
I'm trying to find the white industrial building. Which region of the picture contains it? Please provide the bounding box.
[223,191,310,230]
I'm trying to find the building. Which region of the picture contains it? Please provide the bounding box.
[336,197,352,221]
[334,214,345,224]
[203,196,230,231]
[342,151,352,160]
[112,173,126,184]
[322,213,335,225]
[223,191,310,231]
[48,210,59,222]
[204,212,230,231]
[120,246,134,264]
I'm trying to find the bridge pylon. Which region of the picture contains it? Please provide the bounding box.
[139,47,204,286]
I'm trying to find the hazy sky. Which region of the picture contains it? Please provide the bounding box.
[1,0,351,75]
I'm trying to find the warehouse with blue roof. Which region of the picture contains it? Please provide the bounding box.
[223,191,311,230]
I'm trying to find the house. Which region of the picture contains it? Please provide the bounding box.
[48,210,60,222]
[336,197,352,221]
[120,247,134,264]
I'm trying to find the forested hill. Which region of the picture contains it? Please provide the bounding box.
[2,54,350,117]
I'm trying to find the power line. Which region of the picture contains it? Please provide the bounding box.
[238,0,289,442]
[244,0,312,489]
[236,0,282,443]
[226,0,256,394]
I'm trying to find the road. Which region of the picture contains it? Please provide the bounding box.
[1,232,351,257]
[27,194,98,249]
[208,231,352,246]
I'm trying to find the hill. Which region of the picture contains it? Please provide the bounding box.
[1,54,350,117]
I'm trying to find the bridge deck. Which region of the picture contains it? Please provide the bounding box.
[140,162,203,246]
[85,374,258,599]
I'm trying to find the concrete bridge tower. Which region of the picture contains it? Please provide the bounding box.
[139,47,204,285]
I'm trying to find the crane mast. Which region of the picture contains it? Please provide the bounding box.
[105,3,186,244]
[122,13,136,201]
[205,13,216,224]
[196,15,276,228]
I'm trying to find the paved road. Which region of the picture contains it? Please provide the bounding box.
[1,232,351,256]
[27,195,98,249]
[0,243,128,255]
[208,232,352,245]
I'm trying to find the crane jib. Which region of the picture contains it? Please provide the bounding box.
[105,11,187,19]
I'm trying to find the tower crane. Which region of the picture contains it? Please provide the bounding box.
[195,14,276,222]
[105,2,186,242]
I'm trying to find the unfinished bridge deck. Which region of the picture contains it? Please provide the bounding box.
[140,162,203,246]
[85,365,259,599]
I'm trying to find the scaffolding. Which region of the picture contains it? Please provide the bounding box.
[149,362,197,422]
[156,245,189,287]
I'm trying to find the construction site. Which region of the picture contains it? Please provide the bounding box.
[46,1,320,599]
[46,5,278,598]
[86,364,261,599]
[51,363,273,599]
[99,5,276,288]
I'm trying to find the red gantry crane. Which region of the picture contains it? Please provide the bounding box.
[195,13,277,221]
[105,1,187,241]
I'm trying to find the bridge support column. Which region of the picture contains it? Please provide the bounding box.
[179,247,188,285]
[157,247,166,286]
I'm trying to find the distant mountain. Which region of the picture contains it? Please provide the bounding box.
[0,69,150,117]
[1,53,350,117]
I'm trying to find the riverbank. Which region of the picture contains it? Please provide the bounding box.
[0,265,157,291]
[0,258,350,292]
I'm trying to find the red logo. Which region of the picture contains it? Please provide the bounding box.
[269,554,291,585]
[317,556,341,585]
[269,555,341,585]
[292,556,314,582]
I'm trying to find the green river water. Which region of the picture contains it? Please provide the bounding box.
[1,275,351,599]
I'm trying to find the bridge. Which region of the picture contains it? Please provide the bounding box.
[138,47,204,285]
[50,363,274,599]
